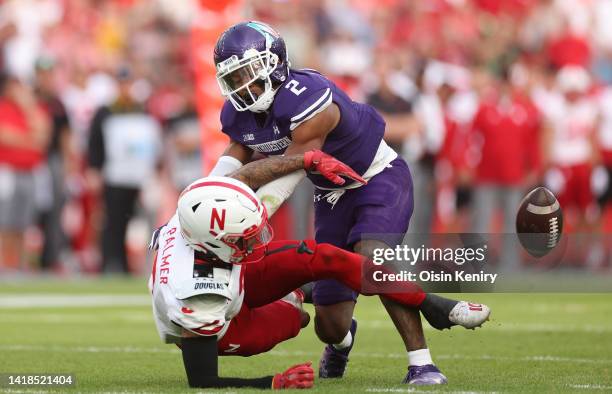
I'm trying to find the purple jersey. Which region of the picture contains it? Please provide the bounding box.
[220,69,385,189]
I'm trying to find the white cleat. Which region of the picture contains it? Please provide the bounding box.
[448,301,491,329]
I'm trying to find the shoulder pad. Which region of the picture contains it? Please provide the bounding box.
[274,70,333,130]
[220,101,240,137]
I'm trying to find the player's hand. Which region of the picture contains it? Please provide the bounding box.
[272,362,314,389]
[303,150,367,186]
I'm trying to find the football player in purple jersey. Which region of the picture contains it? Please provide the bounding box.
[207,21,491,385]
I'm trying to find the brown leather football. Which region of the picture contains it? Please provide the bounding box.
[515,187,563,257]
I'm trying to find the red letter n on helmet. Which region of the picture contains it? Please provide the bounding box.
[210,208,226,231]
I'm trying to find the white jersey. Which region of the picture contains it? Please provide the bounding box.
[148,214,244,344]
[546,96,598,166]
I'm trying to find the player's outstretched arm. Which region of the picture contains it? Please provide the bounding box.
[256,170,307,217]
[229,153,305,189]
[208,139,254,176]
[181,330,313,389]
[228,104,365,189]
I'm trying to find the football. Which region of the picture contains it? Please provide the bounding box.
[516,187,563,257]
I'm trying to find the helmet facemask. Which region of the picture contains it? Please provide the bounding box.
[221,214,274,263]
[216,48,279,113]
[179,207,273,264]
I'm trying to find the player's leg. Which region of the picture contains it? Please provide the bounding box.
[242,240,325,308]
[354,239,427,351]
[345,158,481,384]
[347,160,490,330]
[353,238,447,384]
[218,292,307,357]
[312,158,430,379]
[240,235,446,381]
[312,286,358,378]
[313,301,355,344]
[310,290,356,341]
[243,238,427,309]
[241,236,358,375]
[296,189,357,352]
[310,188,361,377]
[271,187,358,378]
[244,240,428,362]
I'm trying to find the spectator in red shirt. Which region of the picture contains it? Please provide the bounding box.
[472,83,540,186]
[469,67,541,270]
[0,73,51,270]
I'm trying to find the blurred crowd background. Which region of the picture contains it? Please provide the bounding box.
[0,0,611,275]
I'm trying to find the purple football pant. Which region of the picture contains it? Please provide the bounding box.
[312,157,414,306]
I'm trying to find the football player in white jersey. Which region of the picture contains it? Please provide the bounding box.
[150,176,485,389]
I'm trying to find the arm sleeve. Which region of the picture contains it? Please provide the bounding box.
[181,336,274,389]
[208,155,243,176]
[256,170,306,217]
[87,107,108,169]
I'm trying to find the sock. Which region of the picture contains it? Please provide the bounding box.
[332,331,352,350]
[299,283,313,304]
[408,348,433,366]
[420,294,458,330]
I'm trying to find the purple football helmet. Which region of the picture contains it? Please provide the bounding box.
[214,21,289,112]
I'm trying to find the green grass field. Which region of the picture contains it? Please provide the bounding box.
[0,277,611,393]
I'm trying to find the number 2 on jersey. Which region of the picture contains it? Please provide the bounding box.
[285,80,307,96]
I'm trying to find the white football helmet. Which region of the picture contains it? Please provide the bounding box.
[177,176,273,263]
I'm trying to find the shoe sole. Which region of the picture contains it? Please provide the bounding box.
[468,309,491,330]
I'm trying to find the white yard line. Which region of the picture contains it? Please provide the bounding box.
[0,295,150,308]
[366,389,498,394]
[0,296,609,335]
[435,354,612,364]
[357,320,612,333]
[270,350,612,364]
[0,344,177,354]
[568,384,612,390]
[0,312,152,324]
[0,344,610,365]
